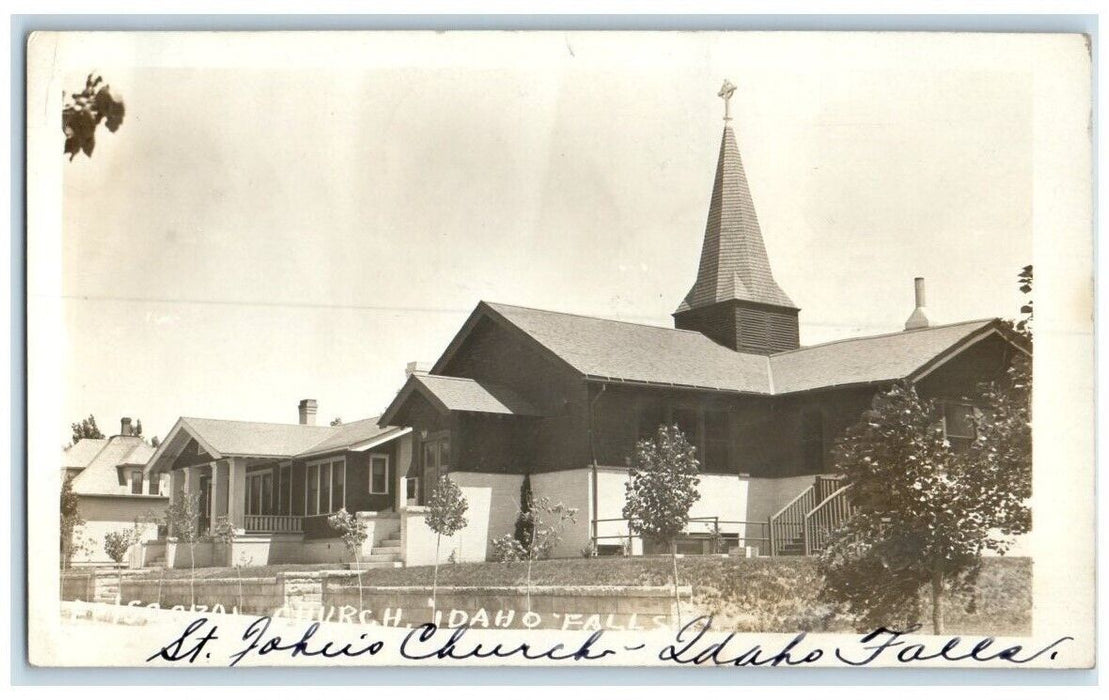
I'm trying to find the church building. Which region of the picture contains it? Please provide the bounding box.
[145,82,1028,568]
[378,81,1029,561]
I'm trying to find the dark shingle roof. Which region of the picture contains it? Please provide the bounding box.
[676,126,795,313]
[481,302,1007,396]
[486,302,773,393]
[411,374,544,415]
[768,319,997,394]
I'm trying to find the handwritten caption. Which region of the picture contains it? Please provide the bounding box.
[145,615,1073,668]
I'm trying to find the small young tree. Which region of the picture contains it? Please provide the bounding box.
[623,424,701,628]
[819,371,1031,634]
[424,475,469,618]
[103,523,143,604]
[328,508,369,613]
[60,474,84,569]
[518,496,578,613]
[164,487,202,609]
[211,516,243,613]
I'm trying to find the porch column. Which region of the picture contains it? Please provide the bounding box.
[209,461,222,529]
[169,469,186,537]
[227,456,247,534]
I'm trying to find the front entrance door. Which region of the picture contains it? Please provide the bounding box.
[421,435,450,505]
[198,474,211,534]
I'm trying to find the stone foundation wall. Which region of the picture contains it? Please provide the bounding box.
[321,581,685,630]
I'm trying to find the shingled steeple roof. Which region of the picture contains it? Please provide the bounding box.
[676,101,795,313]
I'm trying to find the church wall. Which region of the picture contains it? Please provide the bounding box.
[438,315,591,472]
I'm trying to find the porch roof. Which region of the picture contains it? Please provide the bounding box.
[379,373,545,426]
[145,414,408,474]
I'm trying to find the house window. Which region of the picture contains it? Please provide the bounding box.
[130,470,143,495]
[306,464,319,516]
[148,476,160,496]
[247,472,274,516]
[370,454,389,495]
[307,457,346,515]
[278,464,291,515]
[943,402,977,449]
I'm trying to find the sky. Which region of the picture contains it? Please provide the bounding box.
[56,32,1035,445]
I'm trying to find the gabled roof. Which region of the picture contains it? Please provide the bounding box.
[66,436,160,496]
[297,418,409,459]
[767,319,1004,394]
[423,301,1023,400]
[178,417,334,458]
[146,414,410,473]
[380,373,544,426]
[62,438,109,470]
[477,302,774,394]
[676,125,795,313]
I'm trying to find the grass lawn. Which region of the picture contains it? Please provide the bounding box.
[135,555,1030,635]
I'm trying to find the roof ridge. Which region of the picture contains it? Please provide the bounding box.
[769,318,999,357]
[483,301,711,337]
[181,416,335,429]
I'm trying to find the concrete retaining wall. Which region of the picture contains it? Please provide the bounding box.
[321,581,686,630]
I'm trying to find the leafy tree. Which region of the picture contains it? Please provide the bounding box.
[164,487,202,608]
[104,523,143,604]
[518,495,577,613]
[70,414,104,445]
[819,371,1031,634]
[63,73,125,160]
[424,475,469,618]
[1016,264,1033,339]
[60,474,84,569]
[623,424,701,628]
[328,508,369,613]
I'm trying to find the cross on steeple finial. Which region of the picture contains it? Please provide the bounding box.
[718,79,737,121]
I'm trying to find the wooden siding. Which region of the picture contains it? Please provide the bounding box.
[436,315,591,472]
[674,299,799,354]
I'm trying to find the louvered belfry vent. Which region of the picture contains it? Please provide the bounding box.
[674,84,799,355]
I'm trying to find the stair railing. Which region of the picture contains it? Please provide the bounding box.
[803,483,855,556]
[768,485,815,556]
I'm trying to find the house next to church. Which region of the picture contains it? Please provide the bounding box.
[144,82,1028,568]
[62,417,168,566]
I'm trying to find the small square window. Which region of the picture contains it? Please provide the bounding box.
[944,403,977,440]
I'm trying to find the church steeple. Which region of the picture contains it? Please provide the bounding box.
[674,81,800,355]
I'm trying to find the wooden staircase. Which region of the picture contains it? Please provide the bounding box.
[768,475,855,556]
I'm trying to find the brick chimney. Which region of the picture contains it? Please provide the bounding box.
[904,277,932,330]
[120,417,133,436]
[298,399,318,426]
